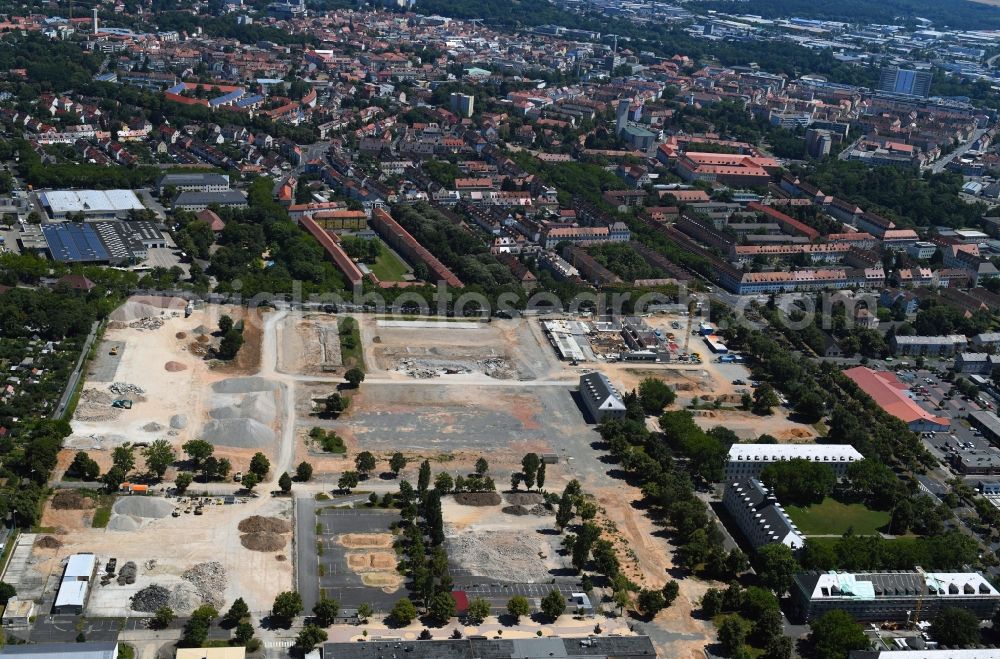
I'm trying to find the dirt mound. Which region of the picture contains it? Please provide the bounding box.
[361,573,403,590]
[241,532,286,552]
[504,492,544,505]
[276,554,287,561]
[175,332,187,339]
[197,335,210,344]
[502,505,529,516]
[35,535,64,549]
[52,491,96,510]
[347,552,396,570]
[453,492,501,506]
[164,361,187,372]
[338,533,393,549]
[238,516,292,534]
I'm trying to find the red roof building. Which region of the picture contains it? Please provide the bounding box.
[843,366,950,432]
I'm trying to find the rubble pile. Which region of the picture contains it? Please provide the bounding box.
[182,562,227,609]
[129,317,164,331]
[109,382,145,397]
[130,584,170,612]
[116,561,137,585]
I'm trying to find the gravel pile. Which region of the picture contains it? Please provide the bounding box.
[113,497,175,518]
[210,391,276,424]
[109,382,145,397]
[238,516,292,533]
[142,422,164,432]
[130,584,170,612]
[182,562,226,609]
[447,530,551,583]
[212,377,277,394]
[200,418,274,449]
[107,515,142,532]
[169,414,188,429]
[504,493,545,506]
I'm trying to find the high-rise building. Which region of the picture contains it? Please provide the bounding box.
[878,66,932,97]
[449,92,474,118]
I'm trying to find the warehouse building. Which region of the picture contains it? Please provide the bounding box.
[52,552,96,614]
[39,189,145,220]
[322,636,658,658]
[41,220,166,265]
[722,478,805,550]
[790,570,1000,623]
[843,366,950,432]
[578,372,627,421]
[970,410,1000,444]
[173,190,248,212]
[0,641,118,658]
[156,173,231,194]
[725,443,863,480]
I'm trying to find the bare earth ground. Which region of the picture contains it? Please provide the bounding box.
[688,408,818,442]
[32,495,291,615]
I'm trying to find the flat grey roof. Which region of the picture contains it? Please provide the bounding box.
[0,641,117,658]
[174,190,248,206]
[322,636,658,659]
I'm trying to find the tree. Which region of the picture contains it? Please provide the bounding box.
[219,314,234,334]
[324,392,348,416]
[718,615,751,656]
[345,367,365,388]
[429,591,457,624]
[390,597,418,625]
[763,634,793,659]
[390,452,407,476]
[355,451,376,476]
[809,610,869,659]
[637,588,667,617]
[174,472,193,494]
[417,459,431,495]
[507,595,531,622]
[296,624,328,649]
[241,472,260,491]
[182,439,214,467]
[113,444,135,473]
[752,384,780,415]
[556,492,575,530]
[357,602,373,623]
[536,462,546,490]
[181,605,218,647]
[218,329,244,360]
[223,598,250,626]
[313,597,340,626]
[540,589,566,620]
[234,621,255,646]
[249,452,270,478]
[151,605,175,629]
[794,390,826,423]
[271,591,303,624]
[930,608,981,648]
[296,461,313,482]
[434,472,454,493]
[638,378,676,415]
[338,471,359,492]
[662,581,680,607]
[521,453,541,489]
[69,451,100,480]
[143,439,175,480]
[756,544,798,594]
[102,466,127,491]
[475,457,489,475]
[510,472,521,491]
[760,460,835,506]
[466,597,491,624]
[278,472,292,493]
[701,588,725,617]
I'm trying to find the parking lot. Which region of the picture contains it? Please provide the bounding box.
[314,507,403,612]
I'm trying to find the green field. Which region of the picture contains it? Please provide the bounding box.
[785,498,890,536]
[370,243,409,282]
[338,316,365,371]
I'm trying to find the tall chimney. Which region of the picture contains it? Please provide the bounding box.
[93,7,99,35]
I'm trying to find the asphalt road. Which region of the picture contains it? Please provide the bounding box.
[928,127,989,174]
[52,320,100,420]
[295,495,319,613]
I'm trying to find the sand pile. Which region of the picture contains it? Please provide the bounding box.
[164,361,187,372]
[169,414,188,429]
[52,491,95,510]
[35,536,63,549]
[238,516,292,533]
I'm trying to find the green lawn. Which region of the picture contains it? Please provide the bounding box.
[785,498,890,536]
[338,316,364,371]
[370,243,409,282]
